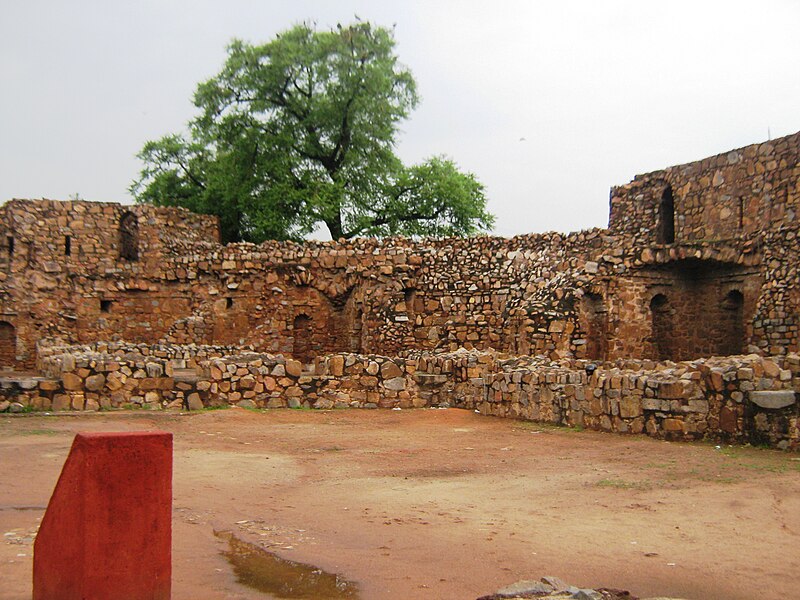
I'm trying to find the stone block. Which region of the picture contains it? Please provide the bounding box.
[271,364,286,377]
[238,375,256,389]
[360,376,379,389]
[33,432,172,600]
[52,395,71,412]
[749,390,796,409]
[84,374,106,392]
[105,372,125,391]
[619,396,641,418]
[285,360,302,377]
[61,373,83,391]
[186,393,203,411]
[383,377,406,391]
[329,355,344,377]
[38,380,60,392]
[380,362,403,379]
[285,386,303,397]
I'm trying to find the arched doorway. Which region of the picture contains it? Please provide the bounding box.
[0,321,16,368]
[650,293,673,360]
[119,212,139,261]
[292,314,314,364]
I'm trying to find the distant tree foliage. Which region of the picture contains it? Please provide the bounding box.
[131,21,494,243]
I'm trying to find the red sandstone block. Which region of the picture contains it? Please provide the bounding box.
[33,431,172,600]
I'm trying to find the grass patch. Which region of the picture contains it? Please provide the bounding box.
[513,420,584,433]
[644,460,677,469]
[18,428,61,436]
[595,478,652,490]
[714,444,800,474]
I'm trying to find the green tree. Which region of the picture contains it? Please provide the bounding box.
[131,21,494,243]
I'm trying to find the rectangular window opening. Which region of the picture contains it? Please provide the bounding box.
[65,235,71,256]
[100,299,113,313]
[7,236,14,258]
[738,197,744,230]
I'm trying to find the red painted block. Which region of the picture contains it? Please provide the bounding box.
[33,431,172,600]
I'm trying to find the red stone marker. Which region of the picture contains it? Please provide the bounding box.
[33,431,172,600]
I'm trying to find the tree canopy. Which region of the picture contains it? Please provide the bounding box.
[131,21,494,243]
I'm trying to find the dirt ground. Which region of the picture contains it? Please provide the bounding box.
[1,407,799,600]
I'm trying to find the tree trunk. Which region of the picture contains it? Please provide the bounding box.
[326,212,344,240]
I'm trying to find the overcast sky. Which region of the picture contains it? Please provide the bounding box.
[2,1,798,238]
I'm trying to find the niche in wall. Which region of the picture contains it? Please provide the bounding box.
[657,185,675,244]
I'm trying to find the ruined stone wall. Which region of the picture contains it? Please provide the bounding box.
[1,131,799,369]
[2,202,799,368]
[609,131,800,244]
[0,200,219,368]
[11,341,434,413]
[419,350,800,449]
[5,342,796,449]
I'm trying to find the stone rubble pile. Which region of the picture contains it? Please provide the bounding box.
[477,575,686,600]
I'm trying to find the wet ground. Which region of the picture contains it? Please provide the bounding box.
[1,408,799,599]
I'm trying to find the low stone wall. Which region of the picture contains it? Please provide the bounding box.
[5,344,442,413]
[199,353,429,410]
[36,339,248,376]
[3,343,798,450]
[447,352,800,449]
[11,351,193,412]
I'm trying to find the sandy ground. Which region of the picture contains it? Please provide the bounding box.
[1,407,799,600]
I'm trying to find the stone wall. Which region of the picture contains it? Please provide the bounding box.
[0,200,218,368]
[481,354,798,449]
[609,131,800,244]
[2,135,800,368]
[4,342,797,449]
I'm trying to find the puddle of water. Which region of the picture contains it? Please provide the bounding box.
[215,530,360,599]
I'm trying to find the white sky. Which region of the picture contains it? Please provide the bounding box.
[1,0,798,238]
